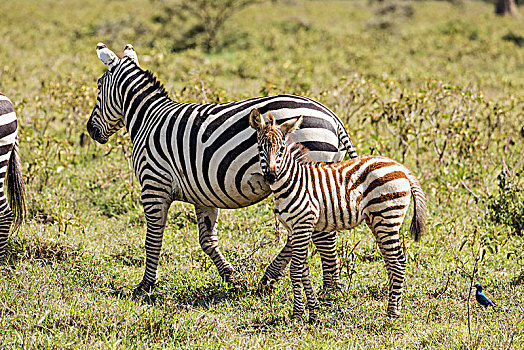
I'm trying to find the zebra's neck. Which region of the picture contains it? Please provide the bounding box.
[270,147,299,192]
[116,63,174,144]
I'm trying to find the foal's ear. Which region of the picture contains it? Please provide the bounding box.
[280,116,303,136]
[123,44,139,66]
[97,43,120,69]
[267,112,276,126]
[249,109,265,130]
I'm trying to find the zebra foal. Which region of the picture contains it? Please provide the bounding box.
[249,108,427,321]
[0,94,25,260]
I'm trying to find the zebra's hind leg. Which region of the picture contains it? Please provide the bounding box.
[0,209,13,261]
[195,206,236,286]
[367,216,407,318]
[257,238,291,294]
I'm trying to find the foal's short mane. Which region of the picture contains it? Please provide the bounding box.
[287,135,318,165]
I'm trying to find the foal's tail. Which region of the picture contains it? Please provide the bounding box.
[406,171,427,242]
[6,139,25,231]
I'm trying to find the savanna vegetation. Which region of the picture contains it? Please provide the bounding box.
[0,0,523,348]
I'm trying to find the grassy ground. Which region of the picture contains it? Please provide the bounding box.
[0,0,523,348]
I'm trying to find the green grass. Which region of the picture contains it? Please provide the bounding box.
[1,0,523,348]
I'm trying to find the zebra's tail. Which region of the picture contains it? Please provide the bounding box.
[407,171,426,242]
[337,124,358,159]
[6,139,25,231]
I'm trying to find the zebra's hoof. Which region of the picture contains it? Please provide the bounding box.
[308,313,319,324]
[387,310,401,318]
[132,280,155,300]
[256,276,275,296]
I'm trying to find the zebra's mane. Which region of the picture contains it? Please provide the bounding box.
[286,135,314,165]
[143,69,169,98]
[122,57,169,98]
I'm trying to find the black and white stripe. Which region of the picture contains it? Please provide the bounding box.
[250,109,426,320]
[0,93,26,260]
[86,43,357,291]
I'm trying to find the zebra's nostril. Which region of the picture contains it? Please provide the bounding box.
[264,172,276,184]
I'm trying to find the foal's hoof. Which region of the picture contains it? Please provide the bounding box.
[291,310,305,322]
[387,310,401,318]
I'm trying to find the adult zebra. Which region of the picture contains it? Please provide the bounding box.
[0,94,25,261]
[86,43,358,293]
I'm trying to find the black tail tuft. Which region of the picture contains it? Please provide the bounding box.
[6,141,25,231]
[407,172,427,242]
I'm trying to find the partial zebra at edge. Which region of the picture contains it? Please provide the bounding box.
[0,94,25,260]
[6,140,26,232]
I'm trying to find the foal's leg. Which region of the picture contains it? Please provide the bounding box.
[289,225,317,321]
[258,231,339,294]
[195,206,236,285]
[366,214,407,318]
[312,230,340,293]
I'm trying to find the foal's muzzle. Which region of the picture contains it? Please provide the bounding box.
[263,170,277,184]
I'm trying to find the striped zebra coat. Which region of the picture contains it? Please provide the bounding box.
[0,94,26,260]
[86,44,357,292]
[249,109,426,321]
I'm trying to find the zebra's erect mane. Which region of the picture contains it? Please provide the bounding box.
[143,69,169,98]
[121,57,169,99]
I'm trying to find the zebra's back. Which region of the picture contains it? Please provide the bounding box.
[139,95,353,209]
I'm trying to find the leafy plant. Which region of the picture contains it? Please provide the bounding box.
[487,165,524,235]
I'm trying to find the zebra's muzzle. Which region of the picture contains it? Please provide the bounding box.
[86,122,108,144]
[263,171,277,184]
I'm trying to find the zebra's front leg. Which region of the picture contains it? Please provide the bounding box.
[311,231,340,294]
[136,196,172,294]
[0,209,14,261]
[194,206,236,286]
[290,228,318,321]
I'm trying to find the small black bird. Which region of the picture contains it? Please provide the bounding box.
[474,284,496,307]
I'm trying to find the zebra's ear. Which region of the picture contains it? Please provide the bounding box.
[97,43,120,68]
[267,112,276,126]
[124,44,139,66]
[249,109,265,130]
[280,116,303,136]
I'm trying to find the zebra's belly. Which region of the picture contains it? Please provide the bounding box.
[173,160,272,209]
